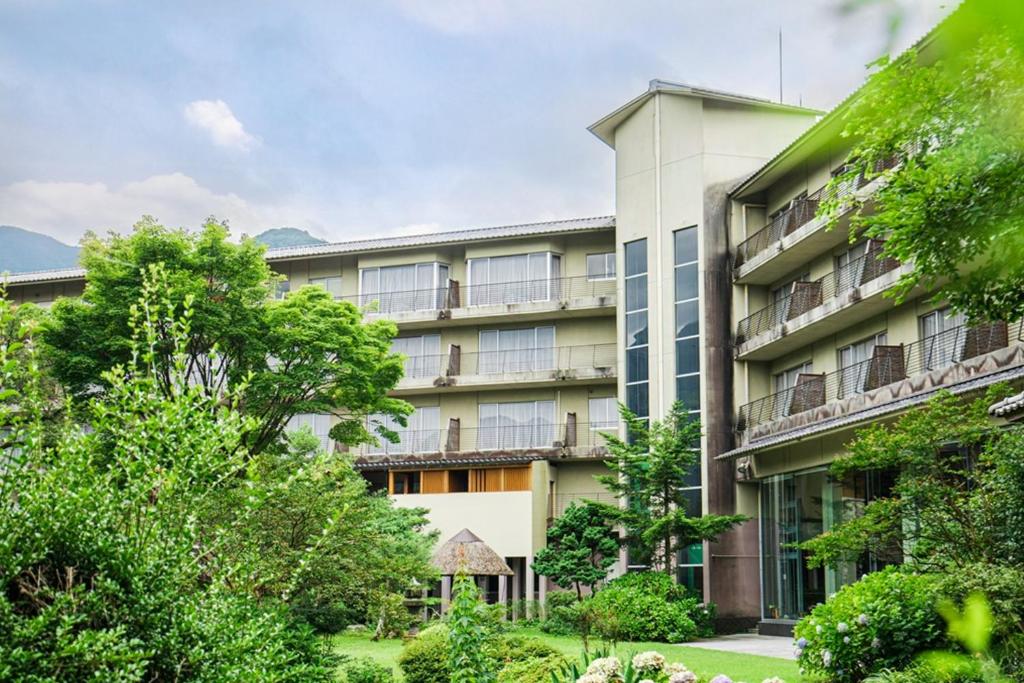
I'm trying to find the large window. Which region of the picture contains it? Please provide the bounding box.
[309,275,343,298]
[467,252,561,306]
[586,252,616,281]
[835,242,868,292]
[588,397,618,430]
[359,262,449,313]
[366,407,441,455]
[920,308,966,369]
[624,239,649,421]
[392,335,441,378]
[478,400,555,450]
[772,361,813,419]
[286,413,333,453]
[478,327,555,374]
[838,332,887,397]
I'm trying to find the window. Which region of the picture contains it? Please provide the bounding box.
[391,471,421,494]
[586,252,616,281]
[769,271,810,325]
[359,262,449,313]
[674,227,700,414]
[392,335,442,378]
[772,361,813,418]
[835,243,868,292]
[588,397,618,430]
[920,308,966,369]
[624,240,649,422]
[838,332,887,397]
[390,466,531,495]
[467,252,561,306]
[275,280,291,300]
[366,407,441,455]
[286,413,333,453]
[309,275,343,298]
[478,327,554,374]
[478,400,555,450]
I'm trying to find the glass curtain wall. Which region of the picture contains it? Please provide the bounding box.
[624,240,649,422]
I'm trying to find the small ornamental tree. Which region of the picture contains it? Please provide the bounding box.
[597,402,747,576]
[448,572,496,683]
[531,501,619,600]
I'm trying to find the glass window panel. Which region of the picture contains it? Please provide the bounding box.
[674,227,698,265]
[675,300,700,338]
[625,239,647,277]
[626,311,648,348]
[682,488,702,518]
[676,338,699,376]
[625,274,648,312]
[587,253,616,280]
[589,397,617,429]
[676,374,701,412]
[626,383,649,418]
[683,463,702,488]
[674,262,698,302]
[626,347,649,383]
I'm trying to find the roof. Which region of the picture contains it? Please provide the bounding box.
[1,215,615,285]
[719,364,1024,460]
[431,528,514,576]
[588,79,822,148]
[989,390,1024,417]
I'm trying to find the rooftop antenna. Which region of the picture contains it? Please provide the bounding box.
[778,27,783,103]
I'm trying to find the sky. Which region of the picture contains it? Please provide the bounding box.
[0,0,952,246]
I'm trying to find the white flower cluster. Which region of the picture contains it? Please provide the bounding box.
[575,675,607,683]
[762,678,787,683]
[669,671,698,683]
[631,651,666,673]
[575,656,622,683]
[709,675,734,683]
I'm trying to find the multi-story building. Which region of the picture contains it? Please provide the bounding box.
[6,7,1020,635]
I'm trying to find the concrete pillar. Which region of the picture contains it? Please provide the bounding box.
[511,561,522,621]
[440,576,452,615]
[498,575,508,617]
[525,557,535,619]
[538,575,548,619]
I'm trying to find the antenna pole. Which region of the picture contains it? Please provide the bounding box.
[778,27,783,103]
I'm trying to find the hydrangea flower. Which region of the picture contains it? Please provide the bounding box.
[669,671,698,683]
[837,622,849,633]
[857,613,870,626]
[816,625,823,634]
[762,678,787,683]
[871,637,882,650]
[822,649,832,667]
[585,656,622,678]
[709,675,734,683]
[666,663,690,674]
[631,651,666,673]
[796,637,808,649]
[575,675,606,683]
[843,636,851,644]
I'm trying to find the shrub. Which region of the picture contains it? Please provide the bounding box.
[587,573,701,642]
[496,655,566,683]
[343,656,394,683]
[485,634,560,666]
[940,563,1024,678]
[398,624,450,683]
[794,567,947,682]
[542,591,582,635]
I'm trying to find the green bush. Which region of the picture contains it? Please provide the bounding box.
[343,656,394,683]
[585,572,703,642]
[397,624,450,683]
[542,591,584,635]
[496,655,566,683]
[485,634,560,666]
[940,563,1024,678]
[794,567,947,682]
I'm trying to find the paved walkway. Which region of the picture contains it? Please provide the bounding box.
[677,634,795,660]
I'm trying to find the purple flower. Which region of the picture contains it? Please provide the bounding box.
[796,637,808,649]
[857,613,870,626]
[709,676,734,683]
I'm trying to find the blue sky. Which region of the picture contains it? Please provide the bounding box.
[0,0,950,245]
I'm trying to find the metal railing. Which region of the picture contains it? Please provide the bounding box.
[346,275,615,315]
[737,321,1023,433]
[734,154,902,268]
[396,343,616,383]
[550,492,618,519]
[357,421,617,456]
[735,245,900,343]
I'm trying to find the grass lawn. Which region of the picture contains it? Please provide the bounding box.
[332,627,803,682]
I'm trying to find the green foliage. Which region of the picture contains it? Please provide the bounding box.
[541,591,585,636]
[398,624,561,683]
[588,574,699,643]
[940,564,1024,678]
[41,217,410,456]
[820,1,1024,323]
[597,402,747,574]
[793,567,947,682]
[448,574,496,683]
[532,501,620,599]
[343,656,395,683]
[0,277,335,680]
[494,654,565,683]
[397,625,450,683]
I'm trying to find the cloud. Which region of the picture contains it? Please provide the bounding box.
[183,99,259,151]
[0,173,318,243]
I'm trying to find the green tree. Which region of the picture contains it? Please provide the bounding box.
[596,403,747,576]
[41,217,409,455]
[448,573,495,683]
[0,273,335,681]
[531,501,619,600]
[821,0,1024,323]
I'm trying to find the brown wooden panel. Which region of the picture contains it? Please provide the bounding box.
[483,468,504,492]
[788,373,826,415]
[787,281,823,320]
[860,238,900,285]
[962,321,1009,360]
[421,470,446,494]
[864,345,906,391]
[502,466,531,492]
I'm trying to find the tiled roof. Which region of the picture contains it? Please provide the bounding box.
[353,452,544,471]
[719,364,1024,460]
[1,215,615,285]
[989,390,1024,417]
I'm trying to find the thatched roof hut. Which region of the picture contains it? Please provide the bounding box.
[431,528,513,576]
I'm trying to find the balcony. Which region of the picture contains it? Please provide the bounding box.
[347,275,616,328]
[735,243,907,360]
[736,321,1024,444]
[393,343,617,394]
[734,155,901,285]
[549,491,618,521]
[352,420,615,466]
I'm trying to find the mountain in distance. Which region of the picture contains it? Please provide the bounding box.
[252,227,327,249]
[0,225,81,274]
[0,226,327,274]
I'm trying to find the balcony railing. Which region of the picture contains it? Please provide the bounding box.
[347,275,615,315]
[399,343,617,382]
[734,154,903,269]
[737,320,1022,433]
[357,420,617,456]
[736,241,900,343]
[550,491,618,519]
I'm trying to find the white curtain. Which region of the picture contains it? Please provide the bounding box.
[478,327,554,374]
[360,263,445,313]
[838,333,887,397]
[921,309,966,369]
[392,335,441,378]
[478,400,555,449]
[468,253,558,306]
[366,407,440,454]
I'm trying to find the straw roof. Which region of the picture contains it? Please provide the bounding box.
[431,528,513,576]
